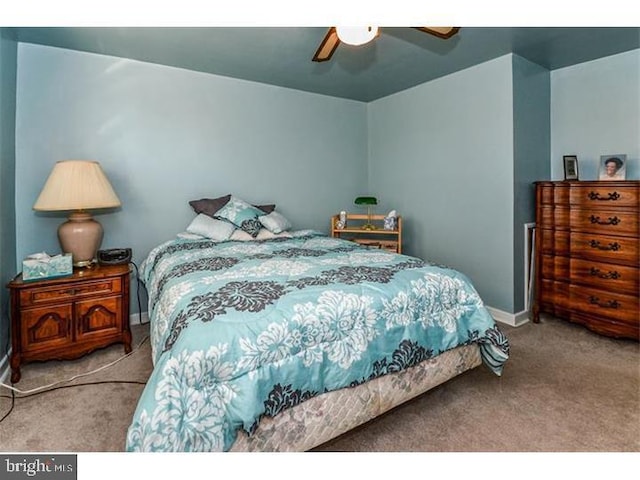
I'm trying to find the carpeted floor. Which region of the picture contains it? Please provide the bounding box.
[0,315,638,452]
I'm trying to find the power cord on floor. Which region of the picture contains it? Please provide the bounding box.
[1,306,14,423]
[0,332,150,423]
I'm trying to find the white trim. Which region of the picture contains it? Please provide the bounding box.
[486,306,530,327]
[524,222,536,311]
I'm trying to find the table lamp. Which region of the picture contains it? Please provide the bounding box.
[354,196,377,230]
[33,160,121,267]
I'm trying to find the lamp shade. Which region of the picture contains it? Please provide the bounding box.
[33,160,121,211]
[354,196,378,206]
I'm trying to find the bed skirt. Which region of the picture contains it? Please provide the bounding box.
[230,343,482,451]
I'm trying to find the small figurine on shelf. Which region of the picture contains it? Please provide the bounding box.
[383,210,397,231]
[335,211,347,230]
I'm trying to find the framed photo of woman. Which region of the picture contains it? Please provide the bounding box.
[599,154,626,180]
[563,155,579,180]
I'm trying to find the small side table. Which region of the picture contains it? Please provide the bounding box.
[6,263,132,383]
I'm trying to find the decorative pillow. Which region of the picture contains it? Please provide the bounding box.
[255,204,276,214]
[186,213,236,241]
[230,228,292,241]
[255,229,292,240]
[215,195,265,237]
[230,229,253,241]
[259,211,292,234]
[189,194,231,217]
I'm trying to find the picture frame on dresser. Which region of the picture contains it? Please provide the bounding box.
[599,154,626,181]
[563,155,579,180]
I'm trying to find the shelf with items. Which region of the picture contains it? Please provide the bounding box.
[330,213,402,254]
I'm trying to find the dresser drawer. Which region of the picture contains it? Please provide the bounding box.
[571,232,639,266]
[570,184,639,208]
[570,208,639,236]
[569,258,639,295]
[568,284,639,326]
[19,278,122,308]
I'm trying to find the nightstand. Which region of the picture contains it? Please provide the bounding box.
[6,263,132,383]
[331,213,403,253]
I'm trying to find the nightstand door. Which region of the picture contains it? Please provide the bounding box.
[75,296,123,342]
[21,304,73,353]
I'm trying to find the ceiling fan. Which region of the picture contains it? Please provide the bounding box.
[312,26,460,62]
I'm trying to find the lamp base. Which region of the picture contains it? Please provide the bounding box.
[58,212,104,267]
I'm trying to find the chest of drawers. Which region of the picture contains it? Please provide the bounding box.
[7,264,132,383]
[533,181,639,340]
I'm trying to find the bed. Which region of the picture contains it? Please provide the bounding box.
[125,229,509,452]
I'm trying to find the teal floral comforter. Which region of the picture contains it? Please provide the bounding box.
[126,231,509,452]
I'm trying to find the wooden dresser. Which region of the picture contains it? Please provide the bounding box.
[7,263,132,383]
[533,181,639,340]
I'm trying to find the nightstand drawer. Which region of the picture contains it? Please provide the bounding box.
[19,278,122,308]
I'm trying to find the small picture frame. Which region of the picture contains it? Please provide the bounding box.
[563,155,579,180]
[599,154,627,181]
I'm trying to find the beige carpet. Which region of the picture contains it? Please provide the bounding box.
[0,315,638,452]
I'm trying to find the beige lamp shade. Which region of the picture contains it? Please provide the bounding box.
[33,160,121,267]
[33,160,121,211]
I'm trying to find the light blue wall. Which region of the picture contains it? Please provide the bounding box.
[0,29,17,358]
[11,42,640,320]
[15,44,368,313]
[551,49,639,181]
[367,56,516,312]
[512,55,550,311]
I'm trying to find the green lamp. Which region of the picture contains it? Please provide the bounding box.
[354,196,378,230]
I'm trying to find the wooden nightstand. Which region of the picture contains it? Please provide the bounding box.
[6,263,132,383]
[331,213,403,253]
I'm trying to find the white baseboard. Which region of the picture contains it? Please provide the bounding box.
[486,306,530,327]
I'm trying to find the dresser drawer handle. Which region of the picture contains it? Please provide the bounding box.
[589,240,620,251]
[588,191,620,201]
[589,296,620,309]
[589,215,620,226]
[589,267,620,280]
[67,289,76,296]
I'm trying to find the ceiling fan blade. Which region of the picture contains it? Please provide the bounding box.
[312,27,340,62]
[414,27,460,39]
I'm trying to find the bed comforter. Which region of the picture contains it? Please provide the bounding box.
[126,231,509,452]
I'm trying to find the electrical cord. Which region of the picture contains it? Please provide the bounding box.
[0,334,149,396]
[131,260,149,325]
[1,304,15,422]
[0,334,150,424]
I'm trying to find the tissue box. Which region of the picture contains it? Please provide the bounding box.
[23,253,73,281]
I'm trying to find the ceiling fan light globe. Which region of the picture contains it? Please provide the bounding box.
[336,27,378,46]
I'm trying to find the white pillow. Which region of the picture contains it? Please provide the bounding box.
[256,229,292,240]
[259,211,292,234]
[230,229,254,241]
[186,214,235,241]
[230,228,292,241]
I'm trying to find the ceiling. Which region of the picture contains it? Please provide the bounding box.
[11,26,640,102]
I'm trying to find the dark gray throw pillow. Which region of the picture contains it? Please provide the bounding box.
[256,204,276,214]
[189,194,231,217]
